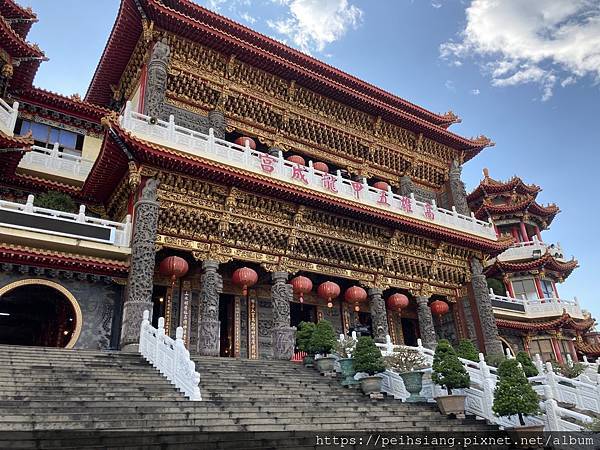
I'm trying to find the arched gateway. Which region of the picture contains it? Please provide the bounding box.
[0,279,82,348]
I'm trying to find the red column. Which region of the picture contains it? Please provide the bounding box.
[511,228,520,242]
[552,281,560,299]
[534,225,542,242]
[504,278,515,298]
[534,277,544,300]
[551,338,564,364]
[520,221,529,242]
[493,224,499,237]
[568,340,578,362]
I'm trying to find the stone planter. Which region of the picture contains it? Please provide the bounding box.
[435,394,467,416]
[315,356,336,374]
[399,371,424,402]
[359,375,382,395]
[303,355,314,368]
[338,358,358,387]
[507,424,545,444]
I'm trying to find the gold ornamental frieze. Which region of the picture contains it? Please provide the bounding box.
[155,234,210,251]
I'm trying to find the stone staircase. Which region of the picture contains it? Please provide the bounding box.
[0,345,499,449]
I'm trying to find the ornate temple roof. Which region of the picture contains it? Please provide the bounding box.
[485,252,578,279]
[0,0,37,38]
[472,198,560,224]
[85,0,493,158]
[496,311,594,332]
[467,169,541,203]
[575,339,600,357]
[0,130,31,180]
[0,242,129,276]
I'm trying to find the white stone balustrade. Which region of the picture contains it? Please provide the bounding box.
[119,102,497,241]
[0,98,18,136]
[489,290,583,319]
[18,144,95,182]
[139,311,201,401]
[0,195,132,247]
[498,237,566,262]
[363,334,592,430]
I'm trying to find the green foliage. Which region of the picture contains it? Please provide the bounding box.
[33,191,77,213]
[516,351,539,378]
[432,339,470,394]
[551,361,585,379]
[353,336,385,375]
[455,340,479,362]
[309,320,337,355]
[485,353,506,368]
[295,321,316,354]
[486,278,506,296]
[384,347,427,373]
[586,417,600,431]
[493,359,540,425]
[335,336,356,359]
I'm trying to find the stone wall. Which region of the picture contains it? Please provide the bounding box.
[0,268,122,350]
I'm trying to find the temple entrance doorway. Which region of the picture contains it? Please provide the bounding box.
[219,294,236,357]
[290,302,316,328]
[401,318,419,346]
[349,311,372,338]
[0,280,81,348]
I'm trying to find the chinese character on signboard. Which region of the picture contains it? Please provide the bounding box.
[399,196,413,213]
[322,174,338,193]
[351,181,363,199]
[424,203,435,220]
[259,154,275,174]
[291,164,309,185]
[377,191,390,206]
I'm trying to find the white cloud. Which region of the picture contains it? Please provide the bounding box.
[445,79,455,91]
[471,88,480,95]
[240,12,256,24]
[440,0,600,101]
[267,0,363,54]
[431,1,442,8]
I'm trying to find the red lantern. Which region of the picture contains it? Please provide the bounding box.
[287,155,306,165]
[317,281,340,308]
[232,267,258,297]
[387,293,410,312]
[344,285,367,312]
[313,162,329,173]
[234,136,256,150]
[290,275,313,303]
[159,256,189,284]
[373,181,390,191]
[430,300,449,316]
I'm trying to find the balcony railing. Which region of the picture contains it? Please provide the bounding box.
[18,144,95,182]
[499,237,566,262]
[489,289,583,319]
[119,102,497,240]
[0,195,132,247]
[0,99,18,136]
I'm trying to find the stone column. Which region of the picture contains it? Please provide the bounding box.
[120,179,160,351]
[399,175,414,196]
[144,38,170,119]
[368,288,389,343]
[448,159,470,216]
[197,260,223,356]
[471,258,504,355]
[208,109,227,139]
[271,271,295,360]
[416,296,437,349]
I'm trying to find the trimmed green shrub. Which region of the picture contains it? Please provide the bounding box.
[309,320,336,355]
[296,321,316,354]
[33,191,77,213]
[551,361,585,379]
[516,351,539,378]
[455,340,479,362]
[485,353,506,368]
[353,336,385,375]
[493,359,540,426]
[432,339,470,394]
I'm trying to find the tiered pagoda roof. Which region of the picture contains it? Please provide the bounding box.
[85,0,492,160]
[496,311,594,333]
[0,0,46,91]
[485,252,578,280]
[467,169,560,227]
[575,338,600,357]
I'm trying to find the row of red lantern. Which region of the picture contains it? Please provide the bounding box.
[159,258,450,316]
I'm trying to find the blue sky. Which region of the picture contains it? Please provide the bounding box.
[21,0,600,321]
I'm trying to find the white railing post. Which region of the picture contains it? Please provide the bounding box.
[24,194,34,213]
[545,361,560,401]
[478,353,495,421]
[9,101,19,134]
[122,101,132,129]
[542,385,558,431]
[168,114,176,141]
[139,310,150,355]
[77,205,86,223]
[534,354,544,375]
[385,335,394,355]
[207,128,215,151]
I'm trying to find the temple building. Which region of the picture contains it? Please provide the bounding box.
[468,169,596,362]
[2,0,593,363]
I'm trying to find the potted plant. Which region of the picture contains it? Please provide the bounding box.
[335,336,357,386]
[384,347,428,402]
[296,321,316,367]
[432,339,470,416]
[516,351,539,378]
[353,336,386,395]
[310,320,337,374]
[455,339,479,362]
[493,359,542,432]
